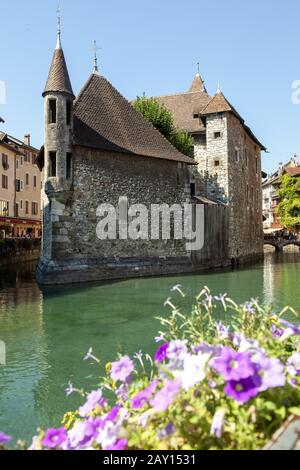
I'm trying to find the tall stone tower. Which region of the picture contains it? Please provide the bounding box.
[42,24,75,183]
[39,24,75,268]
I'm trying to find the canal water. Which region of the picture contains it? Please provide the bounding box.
[0,252,299,442]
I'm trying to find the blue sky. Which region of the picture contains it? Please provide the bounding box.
[0,0,299,173]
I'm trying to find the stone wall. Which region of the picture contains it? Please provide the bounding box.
[226,113,263,259]
[193,114,228,203]
[192,111,264,261]
[37,147,195,284]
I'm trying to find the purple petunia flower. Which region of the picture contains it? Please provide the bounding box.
[270,325,284,339]
[104,407,121,423]
[42,427,67,449]
[243,301,256,315]
[253,352,286,391]
[212,347,254,381]
[278,319,300,340]
[66,417,103,450]
[166,340,188,361]
[79,389,106,417]
[155,343,169,363]
[150,379,181,412]
[192,342,222,356]
[158,423,176,439]
[224,374,261,403]
[216,322,230,340]
[0,432,11,445]
[287,352,300,376]
[110,356,134,382]
[210,409,225,439]
[131,380,158,409]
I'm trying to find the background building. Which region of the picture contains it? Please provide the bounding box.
[155,73,266,260]
[0,130,42,237]
[262,155,299,231]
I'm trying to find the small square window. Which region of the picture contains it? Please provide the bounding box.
[214,159,220,167]
[214,132,221,139]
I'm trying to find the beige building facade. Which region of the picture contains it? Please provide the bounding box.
[0,131,42,237]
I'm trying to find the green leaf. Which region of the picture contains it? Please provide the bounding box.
[288,407,300,417]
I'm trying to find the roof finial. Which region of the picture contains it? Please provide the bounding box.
[217,81,222,93]
[196,62,200,76]
[56,5,62,49]
[93,40,101,74]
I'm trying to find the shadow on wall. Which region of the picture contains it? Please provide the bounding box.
[194,170,227,204]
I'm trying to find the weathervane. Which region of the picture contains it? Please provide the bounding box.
[56,4,61,49]
[93,40,101,74]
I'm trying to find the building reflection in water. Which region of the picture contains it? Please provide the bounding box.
[0,254,299,442]
[0,262,49,441]
[263,250,300,312]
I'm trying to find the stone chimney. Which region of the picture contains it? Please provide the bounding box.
[24,134,31,146]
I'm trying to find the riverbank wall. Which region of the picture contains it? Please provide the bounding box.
[36,204,264,286]
[0,239,41,267]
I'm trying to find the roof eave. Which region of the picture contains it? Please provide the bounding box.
[73,142,197,165]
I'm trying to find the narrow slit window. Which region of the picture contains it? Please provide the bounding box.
[190,182,196,197]
[66,101,72,125]
[66,152,72,179]
[49,152,57,177]
[49,99,57,124]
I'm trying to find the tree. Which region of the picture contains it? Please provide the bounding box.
[133,96,194,157]
[277,173,300,231]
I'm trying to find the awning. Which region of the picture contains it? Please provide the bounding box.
[0,217,41,226]
[264,228,283,234]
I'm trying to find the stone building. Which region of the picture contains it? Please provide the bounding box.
[37,30,200,284]
[37,27,266,285]
[155,72,266,260]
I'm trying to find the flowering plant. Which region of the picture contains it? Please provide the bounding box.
[1,286,300,450]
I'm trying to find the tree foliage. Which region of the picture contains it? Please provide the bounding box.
[277,173,300,230]
[134,96,194,157]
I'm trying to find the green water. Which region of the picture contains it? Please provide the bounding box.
[0,252,299,442]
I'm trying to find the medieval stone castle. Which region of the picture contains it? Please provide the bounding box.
[37,29,265,285]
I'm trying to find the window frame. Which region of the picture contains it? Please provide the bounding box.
[48,99,57,124]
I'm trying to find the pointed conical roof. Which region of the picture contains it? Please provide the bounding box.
[201,91,266,150]
[43,44,74,98]
[188,73,206,93]
[201,91,242,119]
